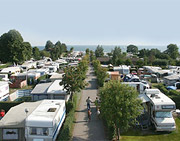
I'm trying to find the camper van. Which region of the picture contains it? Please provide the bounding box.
[25,100,66,141]
[144,89,176,131]
[0,81,9,101]
[122,82,149,94]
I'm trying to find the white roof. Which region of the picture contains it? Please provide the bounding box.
[145,89,175,106]
[0,81,8,87]
[31,82,52,94]
[1,67,20,73]
[31,80,66,95]
[164,74,180,80]
[26,100,65,127]
[47,80,66,94]
[0,101,42,128]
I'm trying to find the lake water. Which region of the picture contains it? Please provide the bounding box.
[37,45,171,52]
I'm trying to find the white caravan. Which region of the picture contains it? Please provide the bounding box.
[122,82,149,94]
[0,81,9,101]
[144,89,176,131]
[25,100,66,141]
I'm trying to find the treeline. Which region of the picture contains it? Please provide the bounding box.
[94,44,180,68]
[0,29,68,64]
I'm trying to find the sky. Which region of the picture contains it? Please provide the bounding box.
[0,0,180,46]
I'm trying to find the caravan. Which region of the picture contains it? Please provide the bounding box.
[25,100,66,141]
[122,82,149,94]
[141,89,176,131]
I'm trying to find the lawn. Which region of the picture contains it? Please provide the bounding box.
[121,118,180,141]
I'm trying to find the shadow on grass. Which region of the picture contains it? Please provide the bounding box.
[122,128,172,137]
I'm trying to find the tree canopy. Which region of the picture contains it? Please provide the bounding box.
[127,45,138,54]
[0,29,32,64]
[100,81,142,140]
[164,44,179,59]
[95,45,104,57]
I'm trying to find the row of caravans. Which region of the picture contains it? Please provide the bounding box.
[124,82,176,131]
[0,100,66,141]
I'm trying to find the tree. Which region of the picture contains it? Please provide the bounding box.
[127,45,138,54]
[112,46,125,65]
[125,59,132,66]
[95,45,104,57]
[100,81,142,140]
[86,48,90,55]
[40,50,50,58]
[45,40,54,51]
[152,59,168,67]
[32,47,41,60]
[0,29,29,63]
[164,44,179,59]
[60,56,89,100]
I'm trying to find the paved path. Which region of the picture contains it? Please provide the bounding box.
[72,66,106,141]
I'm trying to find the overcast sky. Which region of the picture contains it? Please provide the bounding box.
[0,0,180,46]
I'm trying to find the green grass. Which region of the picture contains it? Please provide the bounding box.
[121,118,180,141]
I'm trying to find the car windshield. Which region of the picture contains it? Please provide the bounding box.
[155,111,172,118]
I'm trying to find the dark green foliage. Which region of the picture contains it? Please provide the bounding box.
[32,47,41,60]
[15,96,32,102]
[127,45,138,54]
[152,59,168,67]
[92,59,108,87]
[36,75,48,83]
[57,94,78,140]
[111,46,126,65]
[66,101,74,114]
[60,55,89,99]
[45,40,54,51]
[0,101,22,113]
[164,44,179,59]
[86,48,90,55]
[95,45,104,57]
[0,29,32,63]
[40,50,50,57]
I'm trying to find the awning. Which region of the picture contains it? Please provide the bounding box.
[138,94,150,103]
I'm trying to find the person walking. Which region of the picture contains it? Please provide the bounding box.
[86,96,93,109]
[87,108,92,121]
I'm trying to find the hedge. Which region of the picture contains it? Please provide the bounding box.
[56,93,79,140]
[0,101,22,113]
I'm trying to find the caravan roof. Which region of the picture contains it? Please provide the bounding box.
[26,100,65,127]
[145,89,175,106]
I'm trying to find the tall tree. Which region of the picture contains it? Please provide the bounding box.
[164,44,179,59]
[32,47,41,60]
[45,40,54,51]
[95,45,104,57]
[112,46,125,65]
[127,45,138,54]
[0,29,27,63]
[86,48,90,55]
[100,81,142,140]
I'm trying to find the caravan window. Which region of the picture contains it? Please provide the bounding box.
[30,127,49,136]
[155,111,172,118]
[3,129,18,140]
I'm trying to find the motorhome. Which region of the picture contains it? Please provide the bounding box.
[143,89,176,131]
[0,81,9,101]
[122,82,149,94]
[113,65,130,75]
[25,100,66,141]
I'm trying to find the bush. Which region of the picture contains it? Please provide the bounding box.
[56,93,78,140]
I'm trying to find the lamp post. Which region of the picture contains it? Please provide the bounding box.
[25,108,29,141]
